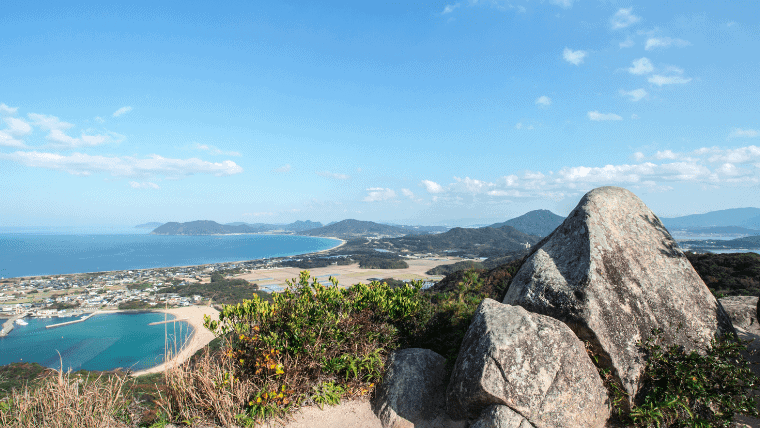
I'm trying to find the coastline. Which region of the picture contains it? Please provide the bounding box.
[129,305,220,377]
[3,235,345,280]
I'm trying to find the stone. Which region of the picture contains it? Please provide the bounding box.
[718,296,759,330]
[503,186,736,406]
[470,405,535,428]
[446,299,610,428]
[372,348,466,428]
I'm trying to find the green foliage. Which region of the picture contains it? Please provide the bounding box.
[685,252,760,296]
[357,258,408,269]
[625,329,760,427]
[204,271,425,422]
[118,300,155,310]
[160,277,262,305]
[311,381,344,409]
[127,282,152,290]
[426,260,485,276]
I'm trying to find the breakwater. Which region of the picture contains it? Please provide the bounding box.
[0,313,28,337]
[148,317,189,326]
[46,311,100,329]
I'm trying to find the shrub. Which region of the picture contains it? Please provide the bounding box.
[624,329,760,427]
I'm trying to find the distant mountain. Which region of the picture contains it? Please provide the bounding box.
[151,221,262,235]
[223,220,324,233]
[302,219,408,239]
[380,223,450,234]
[287,220,323,232]
[135,222,163,229]
[661,208,760,230]
[489,209,565,238]
[671,226,760,236]
[388,225,541,257]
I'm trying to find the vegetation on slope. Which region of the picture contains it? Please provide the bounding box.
[685,251,760,296]
[158,273,268,305]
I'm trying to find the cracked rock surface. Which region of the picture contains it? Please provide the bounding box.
[446,299,609,428]
[503,186,735,405]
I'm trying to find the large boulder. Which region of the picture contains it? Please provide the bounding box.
[446,299,610,428]
[718,296,759,330]
[372,348,465,428]
[470,405,534,428]
[503,186,735,405]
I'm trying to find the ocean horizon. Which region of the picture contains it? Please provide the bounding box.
[0,233,341,279]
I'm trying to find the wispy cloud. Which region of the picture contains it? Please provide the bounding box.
[628,57,654,75]
[535,95,552,107]
[588,111,623,121]
[364,187,396,202]
[0,103,18,116]
[274,164,292,173]
[243,212,274,217]
[611,8,641,30]
[401,188,415,199]
[563,47,587,66]
[94,116,105,124]
[648,74,692,86]
[619,88,647,102]
[645,37,691,50]
[3,117,32,137]
[112,106,133,118]
[0,151,243,178]
[551,0,574,9]
[421,179,445,194]
[192,142,241,157]
[442,3,460,14]
[317,171,350,180]
[515,123,534,130]
[46,130,115,149]
[619,38,635,48]
[28,113,74,131]
[129,181,159,189]
[729,128,759,139]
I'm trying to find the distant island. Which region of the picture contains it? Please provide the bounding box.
[150,220,325,235]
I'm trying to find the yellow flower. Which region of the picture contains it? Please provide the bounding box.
[277,393,283,398]
[256,397,262,403]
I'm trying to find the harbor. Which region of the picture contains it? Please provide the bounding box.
[45,311,101,329]
[148,317,189,326]
[0,313,29,337]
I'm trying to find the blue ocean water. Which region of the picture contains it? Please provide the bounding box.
[0,233,341,278]
[0,312,193,372]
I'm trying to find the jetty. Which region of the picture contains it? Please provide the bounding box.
[1,313,28,337]
[148,317,190,326]
[46,311,100,329]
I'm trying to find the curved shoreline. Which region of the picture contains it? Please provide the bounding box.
[4,235,345,280]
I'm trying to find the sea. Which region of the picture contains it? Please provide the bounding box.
[0,228,341,279]
[0,312,193,372]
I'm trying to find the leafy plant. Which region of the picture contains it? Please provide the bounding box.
[626,328,760,427]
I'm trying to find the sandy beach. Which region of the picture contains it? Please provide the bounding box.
[129,305,220,377]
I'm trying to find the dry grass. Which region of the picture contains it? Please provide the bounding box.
[0,365,135,428]
[157,341,257,427]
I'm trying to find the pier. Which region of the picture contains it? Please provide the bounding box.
[148,317,189,326]
[0,313,29,337]
[46,311,100,329]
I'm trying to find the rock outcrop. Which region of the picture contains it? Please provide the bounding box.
[503,186,735,405]
[719,296,759,330]
[446,299,610,428]
[470,405,535,428]
[372,348,465,428]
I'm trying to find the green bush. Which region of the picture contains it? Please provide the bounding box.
[624,329,760,427]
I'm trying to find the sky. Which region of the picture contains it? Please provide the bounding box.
[1,0,759,227]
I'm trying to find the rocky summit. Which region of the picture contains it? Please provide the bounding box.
[502,186,735,405]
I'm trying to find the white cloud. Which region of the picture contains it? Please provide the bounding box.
[112,106,133,118]
[535,96,552,107]
[619,88,647,102]
[442,3,460,14]
[633,152,646,161]
[3,117,32,136]
[0,151,243,178]
[648,74,692,86]
[421,179,445,194]
[94,116,105,124]
[655,150,680,160]
[588,111,623,121]
[243,212,275,217]
[401,188,415,198]
[0,103,18,116]
[628,57,654,75]
[550,0,574,9]
[45,129,114,149]
[317,171,350,180]
[727,21,736,27]
[611,8,640,30]
[27,113,74,131]
[274,164,292,173]
[192,142,241,157]
[728,128,759,139]
[364,187,396,202]
[563,47,587,66]
[452,176,495,194]
[631,114,639,119]
[619,38,635,48]
[0,131,26,148]
[129,181,159,189]
[645,37,691,50]
[515,123,534,130]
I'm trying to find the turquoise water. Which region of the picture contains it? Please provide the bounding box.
[0,233,340,278]
[0,312,193,372]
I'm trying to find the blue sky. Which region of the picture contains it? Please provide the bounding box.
[1,0,759,227]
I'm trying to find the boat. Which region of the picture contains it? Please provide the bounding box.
[15,318,28,326]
